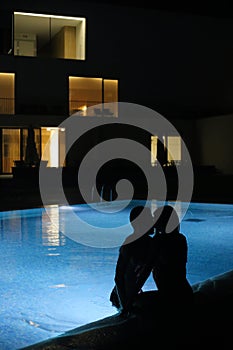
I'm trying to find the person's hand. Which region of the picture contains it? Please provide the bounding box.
[118,302,133,318]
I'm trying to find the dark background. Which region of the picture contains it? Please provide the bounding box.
[79,0,233,19]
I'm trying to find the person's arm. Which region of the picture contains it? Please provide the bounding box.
[134,237,155,290]
[114,246,129,311]
[150,234,161,288]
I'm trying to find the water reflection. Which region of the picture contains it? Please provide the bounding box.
[42,206,66,247]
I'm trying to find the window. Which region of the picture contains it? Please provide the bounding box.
[1,128,41,173]
[69,77,118,116]
[41,127,66,167]
[167,136,181,164]
[0,73,15,115]
[151,135,181,166]
[14,12,86,60]
[2,129,20,173]
[151,135,158,166]
[1,127,66,173]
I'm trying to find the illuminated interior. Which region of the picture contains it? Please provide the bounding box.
[41,127,66,167]
[1,129,182,173]
[151,135,181,166]
[0,73,15,115]
[1,127,65,173]
[2,129,20,173]
[104,79,118,117]
[69,76,118,116]
[167,136,181,163]
[14,12,86,60]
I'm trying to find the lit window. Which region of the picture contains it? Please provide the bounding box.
[2,129,20,173]
[151,135,158,166]
[41,127,66,168]
[14,12,86,60]
[167,136,181,164]
[151,135,181,166]
[69,77,118,117]
[0,73,15,115]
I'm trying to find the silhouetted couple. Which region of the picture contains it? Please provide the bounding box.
[110,204,193,316]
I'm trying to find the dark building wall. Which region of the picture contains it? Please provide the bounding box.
[0,0,233,175]
[196,114,233,175]
[171,118,199,166]
[1,0,233,118]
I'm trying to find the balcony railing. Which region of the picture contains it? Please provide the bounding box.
[0,98,15,115]
[69,100,117,117]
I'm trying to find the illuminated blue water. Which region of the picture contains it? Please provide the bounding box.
[0,200,233,350]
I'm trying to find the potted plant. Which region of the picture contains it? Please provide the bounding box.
[25,125,40,167]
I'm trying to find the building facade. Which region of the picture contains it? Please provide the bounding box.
[0,0,233,179]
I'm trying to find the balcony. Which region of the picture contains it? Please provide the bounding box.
[69,100,117,117]
[0,98,15,115]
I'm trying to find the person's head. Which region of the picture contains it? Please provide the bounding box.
[153,205,180,234]
[129,205,154,235]
[130,205,144,223]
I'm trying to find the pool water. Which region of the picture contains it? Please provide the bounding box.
[0,200,233,350]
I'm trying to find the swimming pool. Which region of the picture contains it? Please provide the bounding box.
[0,199,233,350]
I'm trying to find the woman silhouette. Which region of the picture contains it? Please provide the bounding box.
[111,205,154,315]
[151,205,193,306]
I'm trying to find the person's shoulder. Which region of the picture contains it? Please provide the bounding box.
[142,234,153,242]
[119,238,134,254]
[178,231,186,237]
[178,232,187,241]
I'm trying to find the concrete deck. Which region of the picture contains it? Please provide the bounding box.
[0,172,232,212]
